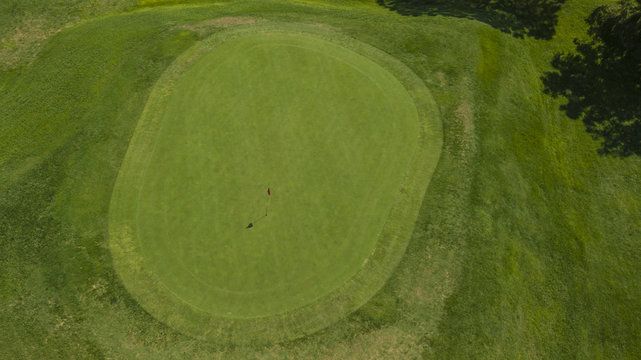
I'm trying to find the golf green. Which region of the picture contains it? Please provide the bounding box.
[109,26,442,342]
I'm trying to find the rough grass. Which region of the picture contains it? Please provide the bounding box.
[0,0,138,70]
[1,0,640,359]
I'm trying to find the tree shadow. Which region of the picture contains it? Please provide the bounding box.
[542,40,641,157]
[376,0,566,39]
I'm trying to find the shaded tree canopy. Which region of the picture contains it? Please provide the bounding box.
[542,0,641,157]
[377,0,567,39]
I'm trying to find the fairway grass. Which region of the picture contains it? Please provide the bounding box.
[109,24,442,343]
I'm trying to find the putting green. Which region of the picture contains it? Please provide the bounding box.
[110,24,442,343]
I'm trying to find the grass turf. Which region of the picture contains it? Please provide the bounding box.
[1,0,640,358]
[109,25,441,343]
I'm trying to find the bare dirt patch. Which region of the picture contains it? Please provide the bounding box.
[0,19,57,70]
[181,17,263,35]
[402,245,459,308]
[435,71,447,87]
[305,23,335,31]
[454,101,476,155]
[258,327,423,360]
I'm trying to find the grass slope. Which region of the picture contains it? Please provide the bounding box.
[1,0,640,358]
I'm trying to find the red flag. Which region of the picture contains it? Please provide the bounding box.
[267,187,271,196]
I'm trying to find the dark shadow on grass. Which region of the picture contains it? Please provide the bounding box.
[376,0,566,39]
[542,4,641,157]
[543,44,641,157]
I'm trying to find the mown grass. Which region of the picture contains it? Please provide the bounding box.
[1,0,640,358]
[109,24,442,344]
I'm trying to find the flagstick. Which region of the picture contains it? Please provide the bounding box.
[265,186,269,216]
[247,187,270,229]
